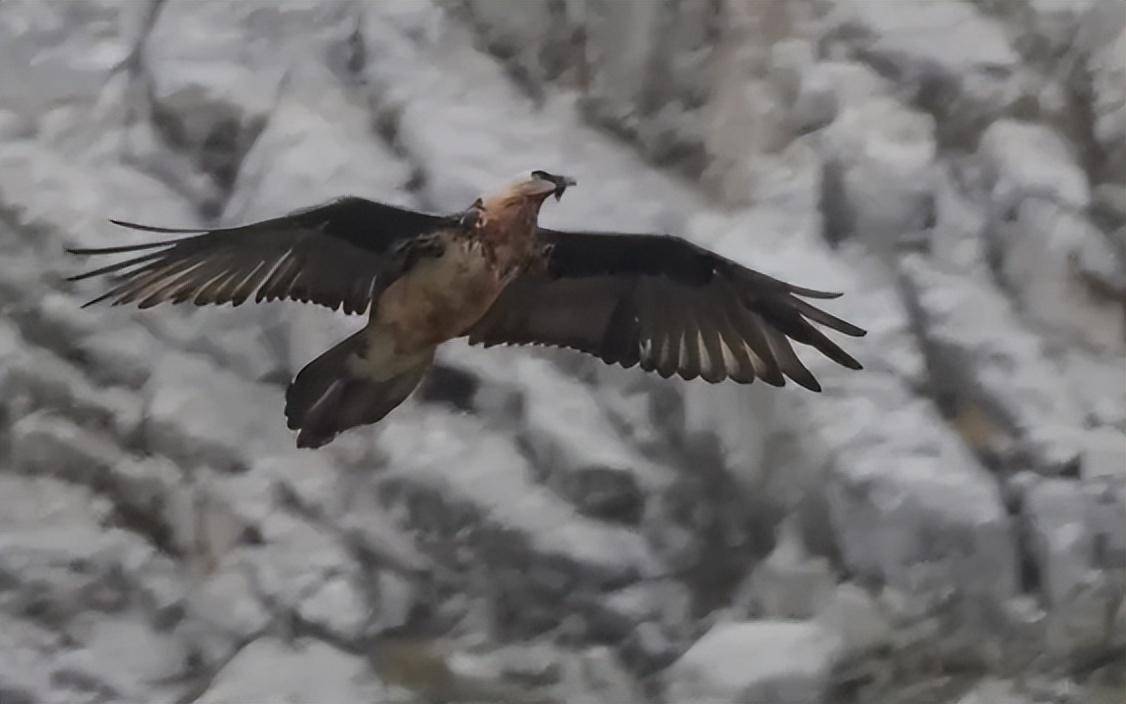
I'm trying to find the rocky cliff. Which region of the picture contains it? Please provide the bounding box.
[0,1,1123,703]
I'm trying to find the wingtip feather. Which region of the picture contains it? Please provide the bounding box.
[787,284,844,299]
[108,218,207,233]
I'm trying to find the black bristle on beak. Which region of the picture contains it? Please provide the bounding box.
[553,175,577,200]
[532,170,577,201]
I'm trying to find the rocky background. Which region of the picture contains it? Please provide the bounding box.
[0,1,1123,702]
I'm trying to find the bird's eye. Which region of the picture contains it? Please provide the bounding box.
[531,170,549,180]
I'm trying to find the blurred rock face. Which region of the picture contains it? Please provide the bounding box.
[0,1,1123,703]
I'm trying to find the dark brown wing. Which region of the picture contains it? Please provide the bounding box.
[67,196,453,315]
[466,228,866,390]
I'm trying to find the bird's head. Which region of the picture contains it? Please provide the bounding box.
[526,170,577,202]
[482,170,576,210]
[472,171,577,230]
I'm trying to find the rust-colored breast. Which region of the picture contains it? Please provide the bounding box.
[374,199,542,353]
[476,196,541,277]
[375,235,498,350]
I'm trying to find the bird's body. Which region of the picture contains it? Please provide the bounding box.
[68,170,867,448]
[372,234,501,355]
[373,186,544,353]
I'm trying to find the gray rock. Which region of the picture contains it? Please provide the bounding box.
[977,119,1126,355]
[8,414,184,543]
[956,679,1039,704]
[593,579,692,641]
[829,0,1019,72]
[2,0,1124,701]
[660,146,1013,609]
[663,619,842,704]
[376,407,662,589]
[818,96,937,252]
[900,254,1088,474]
[459,0,578,90]
[372,570,417,633]
[737,522,836,619]
[70,616,192,700]
[0,474,111,540]
[0,0,148,122]
[792,65,840,133]
[0,612,66,704]
[1042,568,1126,663]
[579,0,709,166]
[804,61,893,112]
[0,499,156,636]
[929,156,993,274]
[143,0,360,185]
[74,323,163,389]
[0,107,32,141]
[769,38,816,104]
[1023,478,1126,611]
[979,119,1089,209]
[0,341,143,440]
[555,646,646,704]
[0,139,198,252]
[187,566,272,642]
[17,290,102,357]
[995,199,1125,354]
[297,575,372,644]
[509,356,674,524]
[196,637,389,704]
[241,513,354,611]
[815,583,894,658]
[1076,0,1126,177]
[1078,427,1126,482]
[823,416,1019,603]
[1060,348,1126,432]
[142,351,290,471]
[250,450,344,521]
[824,0,1022,142]
[336,503,432,579]
[222,62,414,222]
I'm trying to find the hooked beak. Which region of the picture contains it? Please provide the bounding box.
[529,170,577,201]
[551,175,577,201]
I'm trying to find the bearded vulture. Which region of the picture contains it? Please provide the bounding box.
[68,171,865,448]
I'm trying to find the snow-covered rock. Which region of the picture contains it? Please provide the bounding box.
[1024,478,1126,607]
[818,96,937,252]
[196,638,390,704]
[143,0,361,188]
[815,583,894,658]
[978,120,1125,353]
[663,620,842,704]
[979,120,1090,209]
[142,351,290,471]
[1075,0,1126,179]
[0,1,1122,702]
[823,0,1022,143]
[900,255,1090,474]
[737,522,836,619]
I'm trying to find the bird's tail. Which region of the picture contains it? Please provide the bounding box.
[285,331,433,449]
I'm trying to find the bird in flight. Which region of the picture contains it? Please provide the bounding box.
[68,171,866,448]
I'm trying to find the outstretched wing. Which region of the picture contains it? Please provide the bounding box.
[466,228,866,390]
[67,197,453,315]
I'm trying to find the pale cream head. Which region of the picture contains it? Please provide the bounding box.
[481,170,577,212]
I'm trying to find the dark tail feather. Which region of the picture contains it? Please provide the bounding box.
[285,332,432,449]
